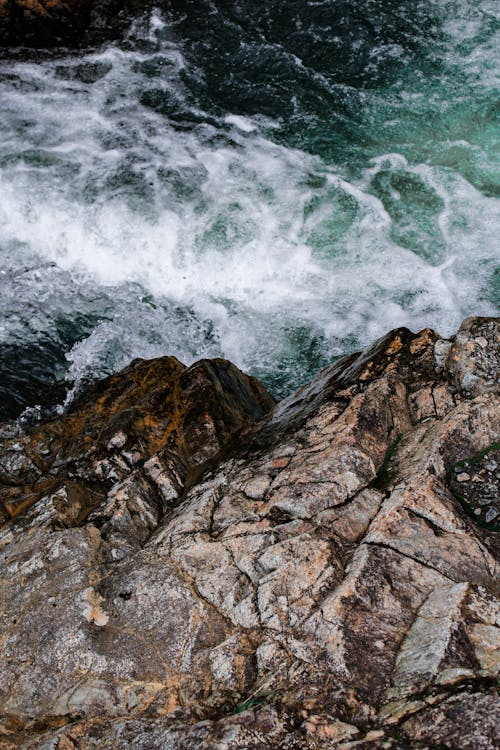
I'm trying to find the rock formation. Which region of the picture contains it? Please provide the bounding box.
[0,0,151,48]
[0,316,498,749]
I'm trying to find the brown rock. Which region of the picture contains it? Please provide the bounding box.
[0,355,274,527]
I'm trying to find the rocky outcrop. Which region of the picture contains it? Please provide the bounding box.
[0,0,151,48]
[0,355,274,526]
[0,317,498,749]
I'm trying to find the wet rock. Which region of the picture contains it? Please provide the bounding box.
[0,317,498,749]
[0,355,274,526]
[0,0,152,49]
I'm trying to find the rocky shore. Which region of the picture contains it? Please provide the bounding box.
[0,316,498,749]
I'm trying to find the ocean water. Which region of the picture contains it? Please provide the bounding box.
[0,0,499,417]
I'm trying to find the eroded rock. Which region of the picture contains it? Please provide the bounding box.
[0,317,498,749]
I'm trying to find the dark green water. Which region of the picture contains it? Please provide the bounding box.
[0,1,498,417]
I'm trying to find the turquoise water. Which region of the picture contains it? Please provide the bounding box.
[0,1,498,416]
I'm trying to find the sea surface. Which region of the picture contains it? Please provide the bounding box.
[0,0,499,417]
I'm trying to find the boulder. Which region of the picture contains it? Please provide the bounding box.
[0,317,498,749]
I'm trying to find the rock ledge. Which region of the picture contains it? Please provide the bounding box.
[0,317,498,749]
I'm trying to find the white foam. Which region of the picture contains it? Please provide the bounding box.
[224,114,257,132]
[0,5,498,396]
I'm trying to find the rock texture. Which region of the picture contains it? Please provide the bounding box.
[0,0,150,48]
[0,316,498,749]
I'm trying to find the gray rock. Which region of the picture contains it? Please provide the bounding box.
[0,317,498,749]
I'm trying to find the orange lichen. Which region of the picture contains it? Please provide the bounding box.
[409,328,437,353]
[384,335,403,355]
[0,355,274,525]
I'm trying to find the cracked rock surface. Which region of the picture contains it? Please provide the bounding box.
[0,317,498,749]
